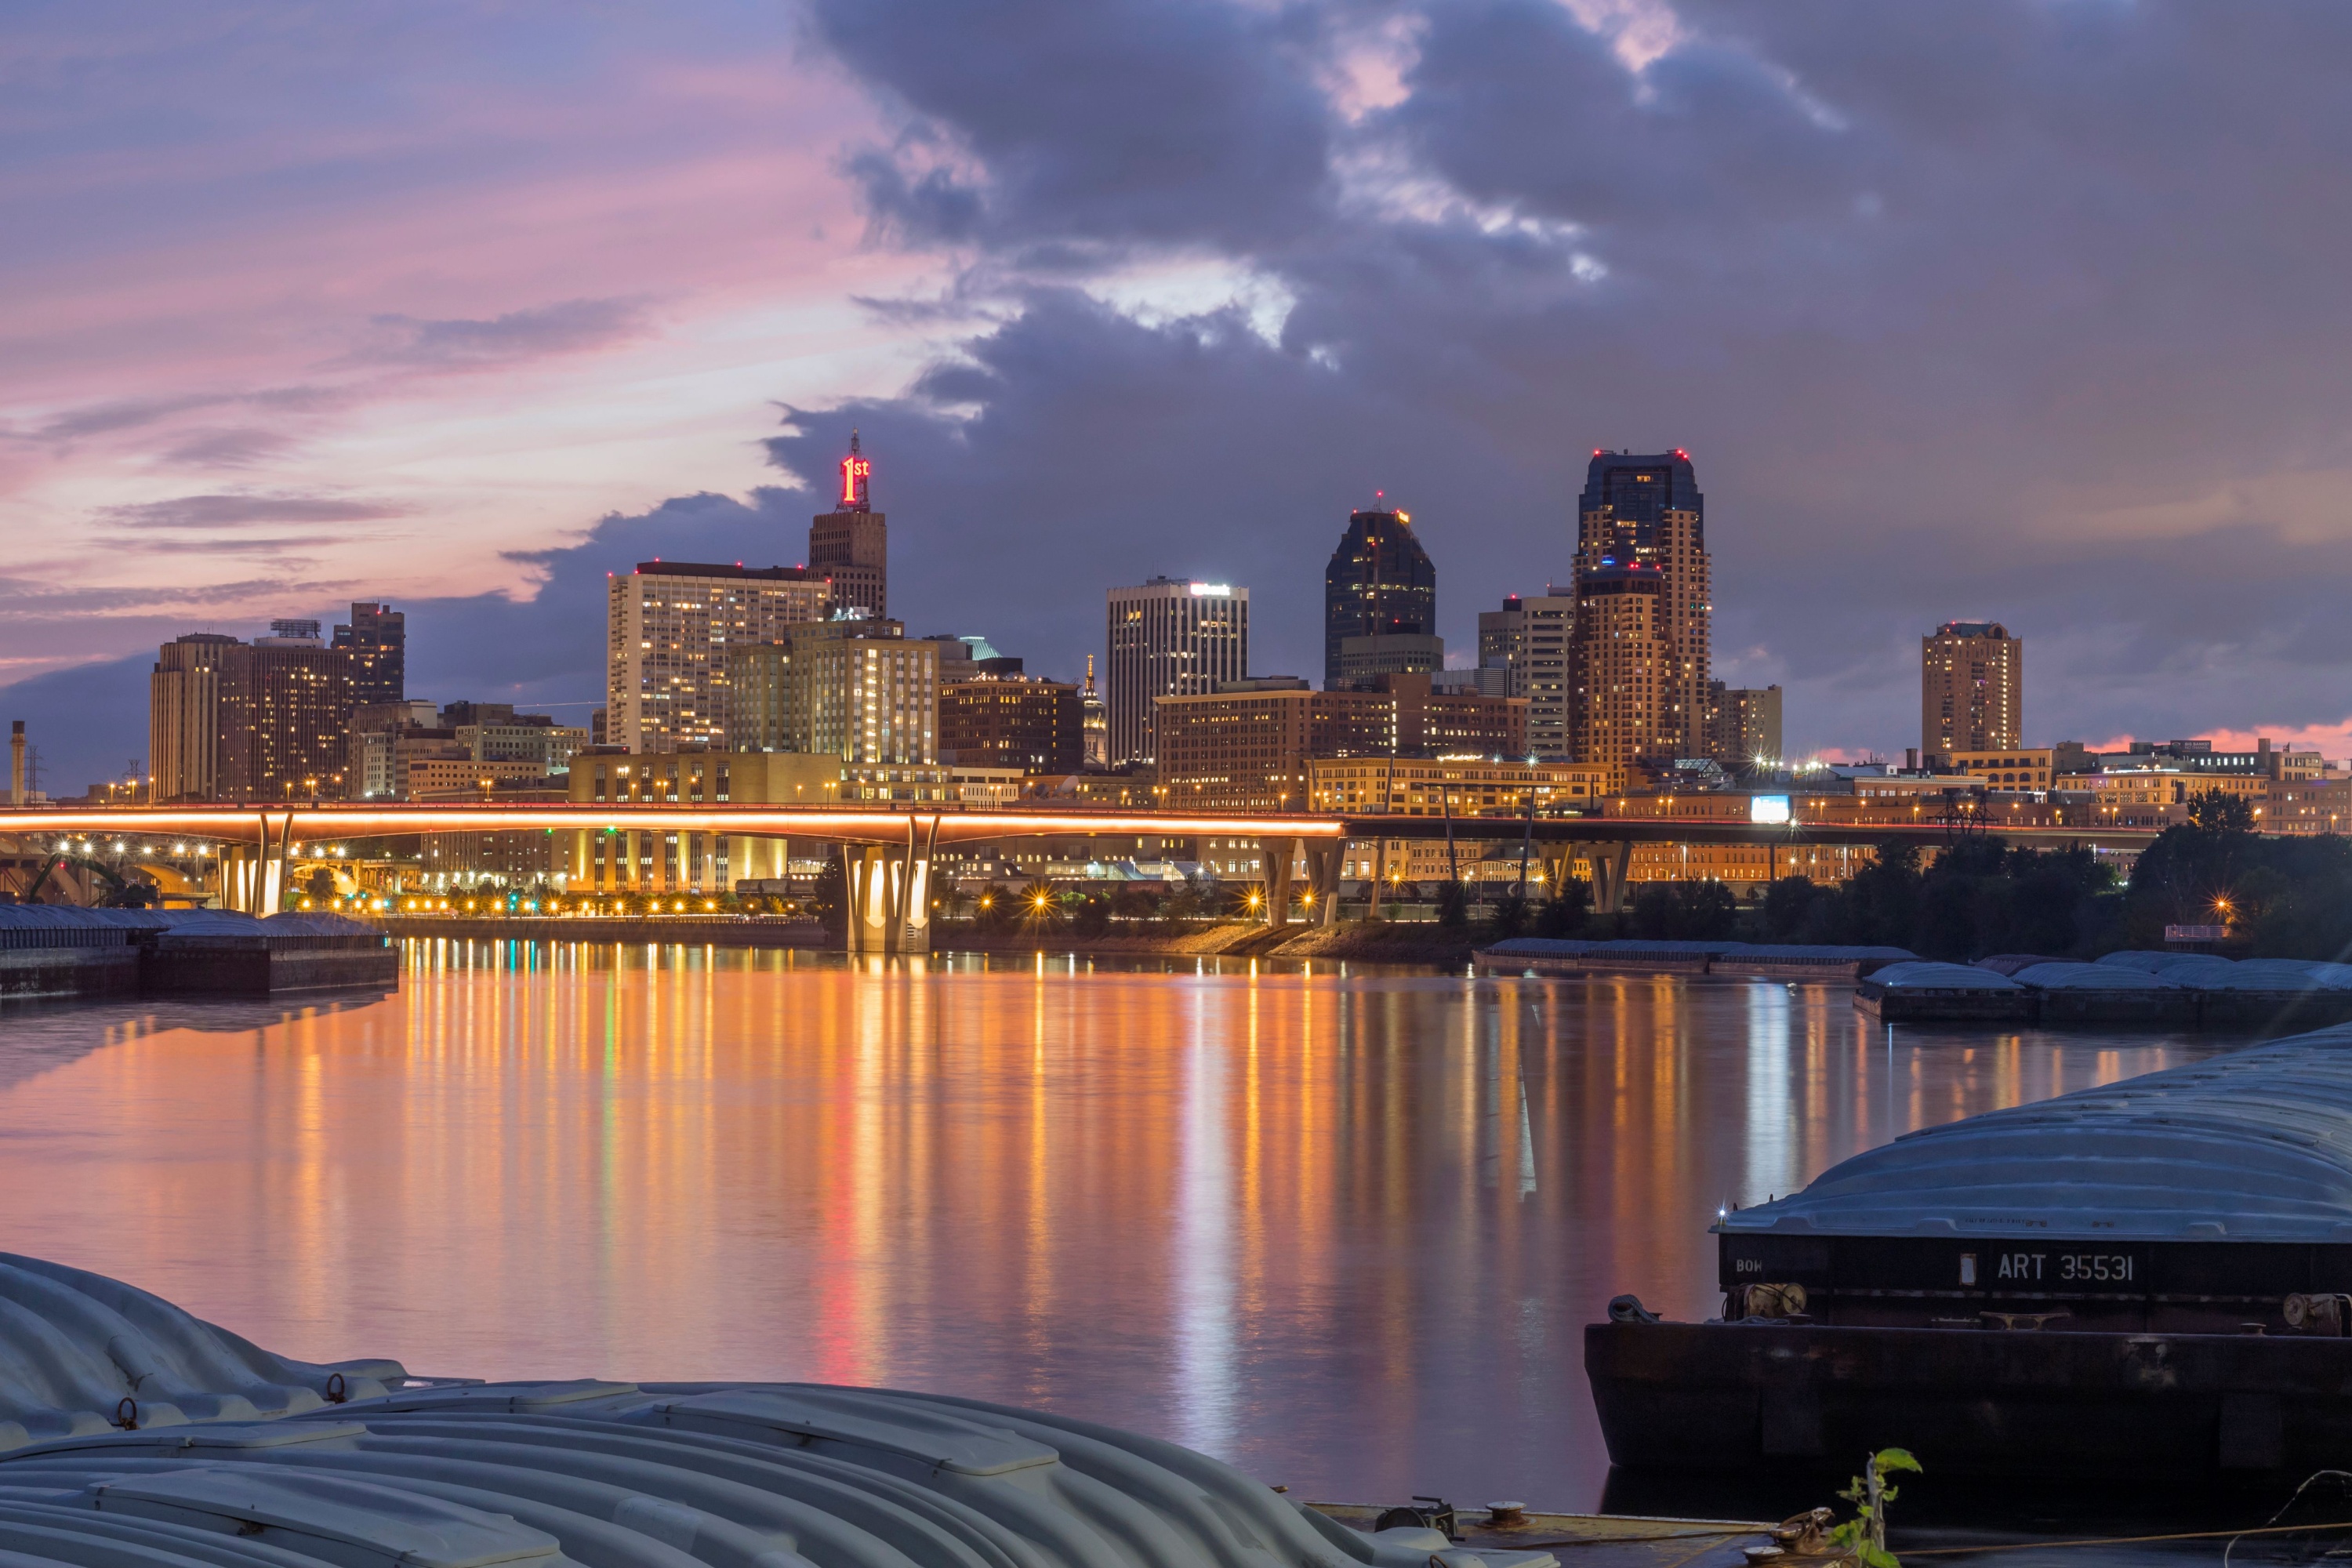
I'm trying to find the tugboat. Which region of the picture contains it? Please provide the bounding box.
[1588,1022,2352,1479]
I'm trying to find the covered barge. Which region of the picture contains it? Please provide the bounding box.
[1589,1022,2352,1479]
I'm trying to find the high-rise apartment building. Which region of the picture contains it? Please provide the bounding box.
[1704,682,1784,768]
[1491,591,1574,758]
[1105,578,1249,764]
[149,633,239,802]
[1323,506,1436,688]
[790,618,938,764]
[332,603,405,706]
[151,629,357,800]
[808,430,887,618]
[605,561,829,753]
[1568,564,1668,773]
[1569,451,1711,768]
[1922,621,2022,763]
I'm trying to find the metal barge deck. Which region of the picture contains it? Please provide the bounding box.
[1592,1022,2352,1479]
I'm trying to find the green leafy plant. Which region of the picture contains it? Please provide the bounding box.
[1828,1448,1920,1567]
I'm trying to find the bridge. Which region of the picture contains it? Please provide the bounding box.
[1,802,2163,953]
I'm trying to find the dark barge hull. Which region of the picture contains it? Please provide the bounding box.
[1587,1318,2352,1479]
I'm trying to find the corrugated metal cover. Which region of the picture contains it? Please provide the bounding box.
[648,1389,1058,1475]
[0,1263,1555,1568]
[2008,963,2180,991]
[1721,1023,2352,1240]
[1864,961,2019,991]
[0,1256,401,1449]
[85,1468,564,1568]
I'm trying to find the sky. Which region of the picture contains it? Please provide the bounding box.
[6,0,2352,789]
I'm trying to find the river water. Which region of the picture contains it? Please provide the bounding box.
[0,942,2220,1515]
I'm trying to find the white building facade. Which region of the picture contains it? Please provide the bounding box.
[1105,578,1249,764]
[605,561,829,753]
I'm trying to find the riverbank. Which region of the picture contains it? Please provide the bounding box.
[377,915,1484,966]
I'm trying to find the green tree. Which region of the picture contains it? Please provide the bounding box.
[2188,787,2256,833]
[1535,876,1591,938]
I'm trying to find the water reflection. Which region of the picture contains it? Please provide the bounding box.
[0,942,2220,1510]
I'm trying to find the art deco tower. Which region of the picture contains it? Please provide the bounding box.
[1567,449,1711,771]
[809,430,888,618]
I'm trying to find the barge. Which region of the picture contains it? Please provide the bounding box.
[0,1253,1773,1568]
[1589,1022,2352,1479]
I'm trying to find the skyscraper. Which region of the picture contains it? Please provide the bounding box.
[605,561,830,753]
[332,603,406,706]
[1568,450,1711,768]
[1922,622,2022,763]
[151,629,358,801]
[808,430,888,618]
[1484,590,1576,758]
[150,633,239,801]
[1105,578,1249,764]
[1323,505,1436,688]
[220,625,354,800]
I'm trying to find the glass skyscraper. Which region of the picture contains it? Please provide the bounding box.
[1322,506,1436,688]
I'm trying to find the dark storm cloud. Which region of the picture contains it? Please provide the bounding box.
[811,0,1335,252]
[779,0,2352,751]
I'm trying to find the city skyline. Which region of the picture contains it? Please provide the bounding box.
[10,5,2352,788]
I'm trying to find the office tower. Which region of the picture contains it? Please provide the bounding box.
[1323,506,1436,688]
[1922,621,2022,762]
[809,430,888,618]
[789,618,937,764]
[332,603,405,705]
[604,561,829,753]
[1080,655,1108,768]
[8,721,21,807]
[1569,450,1711,766]
[939,672,1082,774]
[219,637,354,799]
[150,633,240,802]
[1105,578,1249,764]
[1519,593,1575,760]
[1704,682,1784,768]
[1478,597,1525,696]
[1332,633,1444,688]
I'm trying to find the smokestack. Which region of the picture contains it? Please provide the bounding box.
[9,721,21,808]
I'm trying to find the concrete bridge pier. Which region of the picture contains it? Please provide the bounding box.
[1573,840,1633,916]
[1303,839,1345,927]
[840,818,941,956]
[1261,838,1294,926]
